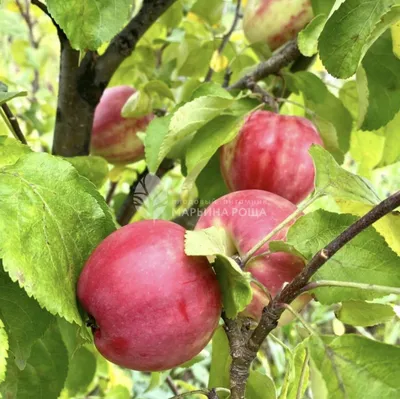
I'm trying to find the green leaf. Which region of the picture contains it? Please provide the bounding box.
[286,72,352,154]
[143,80,175,101]
[65,156,109,188]
[0,319,8,386]
[0,91,27,106]
[0,267,54,370]
[185,227,233,258]
[191,82,233,100]
[191,0,224,25]
[64,347,96,396]
[268,241,307,263]
[121,91,153,118]
[196,152,229,203]
[361,31,400,131]
[311,0,336,15]
[318,0,400,78]
[0,153,115,325]
[339,80,359,121]
[337,200,400,255]
[105,385,131,399]
[287,210,400,304]
[287,340,309,399]
[144,115,172,173]
[184,115,245,192]
[208,326,230,397]
[350,130,385,178]
[379,111,400,166]
[145,372,168,393]
[157,96,234,169]
[159,1,183,29]
[185,228,252,318]
[214,255,253,319]
[336,301,395,327]
[298,14,327,57]
[0,323,68,399]
[310,146,381,205]
[308,334,400,399]
[46,0,132,50]
[246,370,276,399]
[0,137,31,168]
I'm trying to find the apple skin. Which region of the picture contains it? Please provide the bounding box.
[77,220,221,371]
[195,190,311,324]
[91,85,153,164]
[243,0,314,50]
[220,110,323,205]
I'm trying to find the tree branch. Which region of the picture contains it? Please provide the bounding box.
[117,159,175,226]
[227,40,300,92]
[228,190,400,398]
[1,104,27,144]
[52,0,177,157]
[166,376,180,396]
[77,0,178,106]
[204,0,242,82]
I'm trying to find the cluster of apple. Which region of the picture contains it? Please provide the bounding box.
[79,0,317,372]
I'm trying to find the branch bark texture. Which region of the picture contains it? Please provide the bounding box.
[50,0,177,157]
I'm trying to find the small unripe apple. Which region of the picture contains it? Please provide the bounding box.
[220,110,323,204]
[77,220,221,371]
[243,0,314,50]
[195,190,311,324]
[90,85,153,164]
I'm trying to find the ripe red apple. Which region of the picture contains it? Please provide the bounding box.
[77,220,221,371]
[220,110,323,204]
[91,85,153,164]
[195,190,310,324]
[243,0,314,50]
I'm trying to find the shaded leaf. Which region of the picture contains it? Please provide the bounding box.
[308,334,400,399]
[336,301,395,327]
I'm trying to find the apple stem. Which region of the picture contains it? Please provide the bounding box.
[301,280,400,296]
[241,194,321,266]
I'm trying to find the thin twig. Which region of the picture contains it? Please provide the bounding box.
[246,81,278,112]
[105,181,118,205]
[228,40,300,91]
[1,104,27,144]
[166,376,180,396]
[227,190,400,398]
[204,0,242,82]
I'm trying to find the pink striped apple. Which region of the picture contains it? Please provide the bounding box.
[195,190,311,324]
[220,110,323,204]
[90,85,153,164]
[243,0,314,50]
[78,220,221,371]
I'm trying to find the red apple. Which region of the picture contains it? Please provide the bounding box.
[243,0,314,50]
[195,190,310,324]
[91,85,153,164]
[220,110,323,204]
[77,220,221,371]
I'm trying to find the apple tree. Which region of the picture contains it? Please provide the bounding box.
[1,0,400,398]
